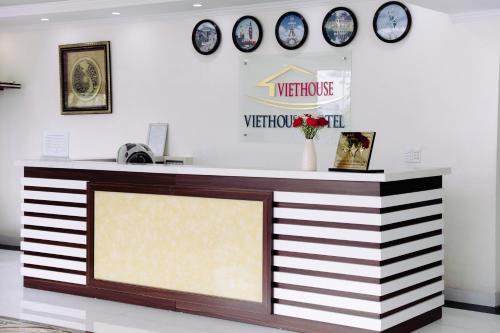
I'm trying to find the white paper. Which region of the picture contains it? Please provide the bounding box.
[148,124,168,157]
[42,131,69,160]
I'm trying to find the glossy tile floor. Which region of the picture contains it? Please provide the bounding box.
[0,250,499,333]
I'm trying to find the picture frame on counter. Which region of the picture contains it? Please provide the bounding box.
[192,19,221,55]
[41,130,70,161]
[275,11,308,50]
[373,1,412,43]
[232,16,263,53]
[322,7,358,47]
[59,41,112,115]
[147,123,169,157]
[331,132,377,172]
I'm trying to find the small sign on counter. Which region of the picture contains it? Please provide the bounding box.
[41,131,70,161]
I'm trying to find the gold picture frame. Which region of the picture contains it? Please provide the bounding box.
[332,132,376,171]
[59,41,112,115]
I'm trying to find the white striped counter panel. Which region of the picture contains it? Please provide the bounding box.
[19,163,450,333]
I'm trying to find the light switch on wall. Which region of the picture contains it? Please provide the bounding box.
[404,149,422,164]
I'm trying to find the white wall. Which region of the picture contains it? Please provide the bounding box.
[1,0,500,305]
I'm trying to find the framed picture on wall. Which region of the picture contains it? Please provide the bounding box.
[192,20,221,55]
[59,41,112,115]
[373,1,412,43]
[275,11,308,50]
[322,7,358,47]
[232,16,263,53]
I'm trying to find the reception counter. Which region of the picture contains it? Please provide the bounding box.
[17,160,450,333]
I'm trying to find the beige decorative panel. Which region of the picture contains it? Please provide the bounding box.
[93,191,264,302]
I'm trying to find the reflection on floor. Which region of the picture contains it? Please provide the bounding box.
[1,250,500,333]
[0,315,86,333]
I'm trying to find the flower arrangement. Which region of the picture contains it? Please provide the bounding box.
[293,114,329,139]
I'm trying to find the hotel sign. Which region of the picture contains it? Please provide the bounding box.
[240,53,351,142]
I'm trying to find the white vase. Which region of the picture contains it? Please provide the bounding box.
[302,139,317,171]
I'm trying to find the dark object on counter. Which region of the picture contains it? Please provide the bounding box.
[328,168,384,173]
[117,143,154,164]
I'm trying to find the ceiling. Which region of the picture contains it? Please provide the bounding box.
[0,0,69,6]
[0,0,279,26]
[0,0,498,26]
[408,0,500,14]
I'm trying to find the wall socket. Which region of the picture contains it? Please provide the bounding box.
[404,149,422,164]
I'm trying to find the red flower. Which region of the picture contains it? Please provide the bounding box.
[293,117,303,128]
[354,133,370,148]
[306,117,318,127]
[317,117,328,127]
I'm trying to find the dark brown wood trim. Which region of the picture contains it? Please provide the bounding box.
[274,199,442,214]
[25,167,177,186]
[274,277,443,302]
[275,203,381,214]
[23,277,442,333]
[24,277,176,311]
[382,200,442,213]
[23,225,87,235]
[275,235,380,249]
[275,267,380,283]
[275,261,442,284]
[23,251,87,262]
[382,230,442,248]
[24,212,87,222]
[380,215,443,231]
[25,167,442,197]
[274,230,442,250]
[381,262,442,283]
[382,277,442,300]
[24,199,86,208]
[382,307,442,333]
[274,282,380,301]
[24,186,87,194]
[275,299,380,318]
[23,238,87,249]
[87,182,273,316]
[382,246,442,265]
[381,292,442,318]
[274,246,442,267]
[381,177,442,196]
[274,250,381,266]
[275,219,381,231]
[275,292,442,319]
[23,264,86,275]
[275,214,442,232]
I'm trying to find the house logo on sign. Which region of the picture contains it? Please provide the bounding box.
[249,65,342,111]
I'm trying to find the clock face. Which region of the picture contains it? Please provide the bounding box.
[233,16,263,53]
[275,12,308,50]
[323,7,358,47]
[374,1,412,43]
[192,20,221,55]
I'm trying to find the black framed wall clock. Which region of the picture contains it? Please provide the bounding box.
[373,1,412,43]
[275,11,308,50]
[232,16,263,53]
[192,19,221,55]
[322,7,358,47]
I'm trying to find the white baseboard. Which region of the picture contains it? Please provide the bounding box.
[445,287,500,307]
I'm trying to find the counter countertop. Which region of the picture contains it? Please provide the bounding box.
[16,160,451,182]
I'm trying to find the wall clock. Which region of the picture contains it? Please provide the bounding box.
[192,19,221,55]
[322,7,358,47]
[233,16,263,53]
[373,1,412,43]
[275,11,308,50]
